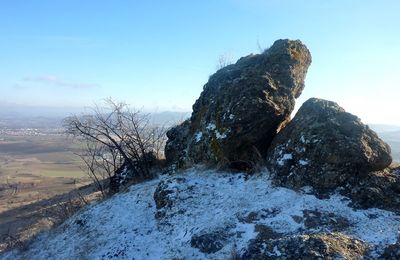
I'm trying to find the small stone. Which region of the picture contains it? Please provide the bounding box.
[190,229,229,254]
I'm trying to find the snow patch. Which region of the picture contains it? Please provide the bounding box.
[215,130,227,139]
[194,131,203,143]
[277,153,293,166]
[206,123,216,130]
[4,169,400,259]
[299,159,309,166]
[272,245,282,256]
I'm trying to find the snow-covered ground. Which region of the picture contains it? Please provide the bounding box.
[3,168,400,259]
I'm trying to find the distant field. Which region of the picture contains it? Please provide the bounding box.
[0,133,92,249]
[0,135,85,179]
[0,133,89,219]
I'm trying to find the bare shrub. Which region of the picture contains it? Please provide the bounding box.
[64,98,167,195]
[45,197,86,226]
[257,38,265,53]
[0,178,19,197]
[216,54,233,70]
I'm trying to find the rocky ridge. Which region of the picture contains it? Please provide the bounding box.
[161,38,399,258]
[165,39,398,215]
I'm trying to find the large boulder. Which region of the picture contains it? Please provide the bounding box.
[165,39,312,169]
[266,98,392,193]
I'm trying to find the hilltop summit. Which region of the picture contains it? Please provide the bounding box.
[4,39,400,260]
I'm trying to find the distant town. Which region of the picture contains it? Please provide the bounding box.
[0,127,64,137]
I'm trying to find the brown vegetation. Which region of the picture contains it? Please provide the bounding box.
[64,98,167,194]
[0,134,93,252]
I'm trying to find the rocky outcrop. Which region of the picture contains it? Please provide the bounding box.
[344,166,400,213]
[190,229,230,254]
[153,177,188,219]
[301,209,350,231]
[266,98,392,193]
[379,242,400,259]
[243,233,368,259]
[165,39,312,169]
[164,120,190,166]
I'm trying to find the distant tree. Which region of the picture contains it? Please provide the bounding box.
[216,53,233,70]
[256,38,265,53]
[64,99,167,195]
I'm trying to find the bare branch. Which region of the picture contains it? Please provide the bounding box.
[64,99,167,194]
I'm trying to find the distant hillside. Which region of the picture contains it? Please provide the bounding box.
[370,125,400,162]
[369,124,400,133]
[0,111,190,129]
[377,131,400,163]
[0,116,64,129]
[149,111,190,127]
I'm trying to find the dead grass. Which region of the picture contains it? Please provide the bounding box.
[0,135,85,178]
[0,134,103,252]
[0,182,101,253]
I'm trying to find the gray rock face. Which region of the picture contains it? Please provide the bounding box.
[266,98,392,193]
[153,176,188,219]
[165,39,312,168]
[345,166,400,214]
[190,229,230,254]
[164,120,190,167]
[380,242,400,259]
[302,209,350,231]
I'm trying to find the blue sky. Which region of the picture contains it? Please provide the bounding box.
[1,0,399,124]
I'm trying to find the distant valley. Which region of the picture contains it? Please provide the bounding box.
[0,114,398,162]
[370,124,400,163]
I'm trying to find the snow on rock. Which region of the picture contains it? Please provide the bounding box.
[3,168,400,259]
[299,159,309,166]
[206,123,216,131]
[272,245,282,256]
[277,153,293,166]
[194,131,203,143]
[215,130,227,140]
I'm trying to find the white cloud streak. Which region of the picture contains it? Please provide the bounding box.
[22,75,98,89]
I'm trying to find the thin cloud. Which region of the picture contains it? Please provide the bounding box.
[22,75,99,89]
[23,75,58,83]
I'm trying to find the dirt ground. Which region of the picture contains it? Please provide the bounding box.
[0,134,100,252]
[0,178,101,252]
